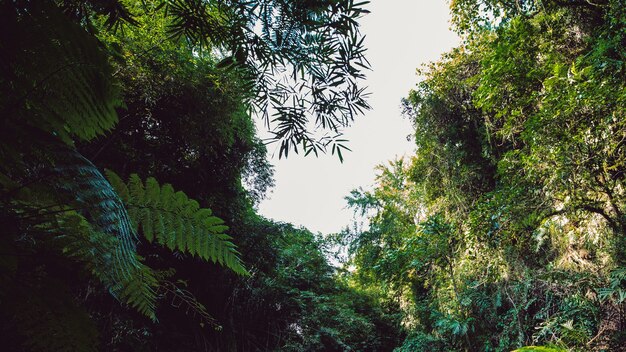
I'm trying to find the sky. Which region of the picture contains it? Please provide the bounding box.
[255,0,460,234]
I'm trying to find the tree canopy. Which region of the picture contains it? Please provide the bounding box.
[342,1,626,350]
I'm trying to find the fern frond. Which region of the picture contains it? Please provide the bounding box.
[106,171,249,276]
[55,211,158,321]
[0,1,120,144]
[28,147,158,320]
[0,0,162,322]
[54,150,139,277]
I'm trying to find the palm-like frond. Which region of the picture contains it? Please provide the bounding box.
[0,0,120,144]
[55,211,158,320]
[106,171,249,276]
[54,150,140,277]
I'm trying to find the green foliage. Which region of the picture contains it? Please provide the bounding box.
[8,0,626,350]
[1,148,160,321]
[394,332,445,352]
[72,0,372,159]
[53,150,143,281]
[55,211,158,320]
[0,0,165,325]
[106,171,248,275]
[1,0,248,337]
[513,347,567,352]
[0,0,120,144]
[0,0,401,351]
[598,267,626,303]
[344,1,626,351]
[254,226,404,351]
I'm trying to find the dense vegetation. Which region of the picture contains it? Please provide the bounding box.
[0,0,400,350]
[342,0,626,351]
[1,0,626,351]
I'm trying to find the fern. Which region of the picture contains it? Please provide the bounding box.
[1,0,245,335]
[4,146,160,320]
[56,211,158,320]
[18,155,159,319]
[52,150,164,319]
[106,171,249,275]
[53,150,139,273]
[1,0,151,318]
[0,0,120,144]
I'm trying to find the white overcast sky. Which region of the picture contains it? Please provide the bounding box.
[254,0,460,234]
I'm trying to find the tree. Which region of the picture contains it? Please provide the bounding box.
[342,1,626,350]
[1,0,390,350]
[63,0,371,159]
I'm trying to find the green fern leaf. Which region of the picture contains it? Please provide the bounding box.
[142,207,155,242]
[53,153,163,320]
[129,174,146,206]
[105,169,130,203]
[54,211,158,321]
[1,1,120,143]
[107,171,249,275]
